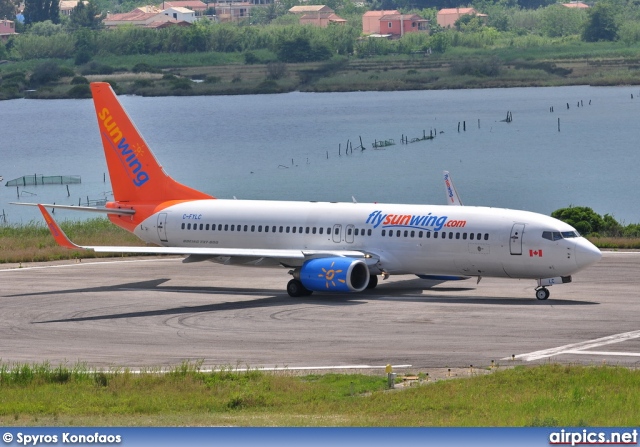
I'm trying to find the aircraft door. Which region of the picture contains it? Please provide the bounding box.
[157,213,168,242]
[345,225,355,243]
[510,223,524,255]
[332,224,342,243]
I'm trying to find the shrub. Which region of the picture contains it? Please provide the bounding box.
[67,84,91,98]
[71,76,89,84]
[244,51,259,64]
[132,63,159,73]
[30,61,61,86]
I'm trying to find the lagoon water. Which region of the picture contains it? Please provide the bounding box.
[1,85,640,225]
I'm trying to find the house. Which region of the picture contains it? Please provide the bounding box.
[59,0,88,16]
[213,1,252,22]
[289,5,334,15]
[562,2,589,8]
[437,7,486,29]
[378,13,428,37]
[299,11,346,27]
[362,10,399,35]
[163,6,196,23]
[158,0,208,16]
[0,19,17,40]
[103,11,176,28]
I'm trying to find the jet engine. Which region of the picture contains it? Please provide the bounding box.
[295,257,370,293]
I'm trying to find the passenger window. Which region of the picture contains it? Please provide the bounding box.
[382,230,386,236]
[462,233,467,240]
[470,233,474,240]
[419,231,423,238]
[279,226,284,233]
[327,227,331,234]
[319,227,323,235]
[368,229,372,236]
[313,227,317,234]
[434,232,438,238]
[286,226,290,233]
[292,227,296,233]
[205,224,209,231]
[272,226,276,232]
[265,226,269,233]
[187,223,191,230]
[224,224,228,231]
[181,223,185,229]
[251,225,255,232]
[477,233,481,240]
[230,225,234,231]
[299,227,303,233]
[410,231,415,238]
[456,232,460,239]
[404,230,408,237]
[449,232,453,239]
[258,226,262,232]
[484,233,489,241]
[306,227,310,234]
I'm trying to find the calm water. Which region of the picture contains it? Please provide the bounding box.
[2,85,640,225]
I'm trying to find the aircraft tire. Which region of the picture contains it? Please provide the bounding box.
[366,274,378,289]
[287,279,312,297]
[535,287,550,300]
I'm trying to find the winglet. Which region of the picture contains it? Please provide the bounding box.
[37,204,83,250]
[443,171,463,206]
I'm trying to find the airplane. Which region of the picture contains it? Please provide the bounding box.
[16,82,602,301]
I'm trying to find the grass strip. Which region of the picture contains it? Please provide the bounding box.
[0,362,638,426]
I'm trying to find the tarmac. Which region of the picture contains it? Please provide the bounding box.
[1,252,639,376]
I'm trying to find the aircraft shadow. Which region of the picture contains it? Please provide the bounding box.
[22,276,596,325]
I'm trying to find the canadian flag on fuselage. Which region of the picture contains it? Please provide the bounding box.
[529,250,543,257]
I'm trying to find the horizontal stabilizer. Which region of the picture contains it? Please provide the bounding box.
[12,202,135,215]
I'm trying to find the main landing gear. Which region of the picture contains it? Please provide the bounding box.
[287,279,312,297]
[535,287,550,301]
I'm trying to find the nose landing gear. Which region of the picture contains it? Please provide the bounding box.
[535,287,550,300]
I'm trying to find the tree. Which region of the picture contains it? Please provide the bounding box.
[582,2,618,42]
[0,0,16,19]
[23,0,60,25]
[68,0,105,30]
[551,206,605,236]
[540,4,586,38]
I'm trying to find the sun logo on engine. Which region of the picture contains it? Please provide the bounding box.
[319,262,345,289]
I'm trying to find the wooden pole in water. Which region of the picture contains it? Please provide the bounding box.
[457,122,460,132]
[558,117,560,132]
[478,119,480,129]
[463,121,466,131]
[67,185,70,197]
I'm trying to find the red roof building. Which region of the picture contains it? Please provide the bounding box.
[437,7,486,28]
[362,10,399,35]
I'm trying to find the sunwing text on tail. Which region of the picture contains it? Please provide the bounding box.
[16,83,602,300]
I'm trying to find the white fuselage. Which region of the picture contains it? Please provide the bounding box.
[133,200,600,280]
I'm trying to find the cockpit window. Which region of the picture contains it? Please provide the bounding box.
[542,231,562,241]
[542,230,580,241]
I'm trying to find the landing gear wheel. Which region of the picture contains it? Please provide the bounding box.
[287,279,312,297]
[366,274,378,289]
[535,287,550,301]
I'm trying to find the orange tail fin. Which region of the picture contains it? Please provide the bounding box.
[90,82,213,204]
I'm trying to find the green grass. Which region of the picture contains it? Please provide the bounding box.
[0,218,144,263]
[0,363,638,426]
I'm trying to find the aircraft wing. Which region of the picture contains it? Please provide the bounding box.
[37,204,371,262]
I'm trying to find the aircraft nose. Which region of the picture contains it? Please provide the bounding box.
[575,239,602,270]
